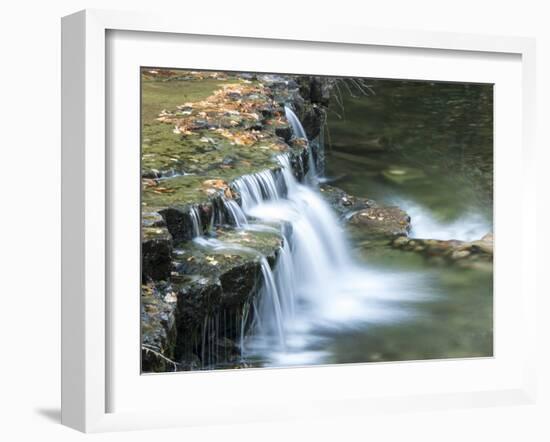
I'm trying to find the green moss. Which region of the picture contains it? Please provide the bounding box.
[141,69,296,213]
[141,76,226,124]
[170,227,283,282]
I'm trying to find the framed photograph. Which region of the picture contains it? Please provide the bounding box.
[61,9,537,432]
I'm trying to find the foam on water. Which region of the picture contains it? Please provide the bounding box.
[393,199,491,241]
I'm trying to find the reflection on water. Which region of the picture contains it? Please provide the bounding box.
[327,79,493,224]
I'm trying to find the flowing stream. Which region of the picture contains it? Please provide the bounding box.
[193,95,492,368]
[192,108,427,367]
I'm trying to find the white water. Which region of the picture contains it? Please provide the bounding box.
[284,106,318,185]
[392,198,491,242]
[189,206,202,237]
[221,197,248,227]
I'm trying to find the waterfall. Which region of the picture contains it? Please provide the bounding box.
[284,106,307,139]
[220,197,248,227]
[284,106,318,185]
[189,206,201,237]
[190,109,422,367]
[232,169,283,212]
[233,153,350,351]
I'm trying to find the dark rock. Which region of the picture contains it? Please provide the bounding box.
[222,155,236,166]
[300,104,325,140]
[298,76,334,106]
[142,169,161,179]
[219,260,261,307]
[275,124,293,143]
[159,206,198,241]
[142,226,172,282]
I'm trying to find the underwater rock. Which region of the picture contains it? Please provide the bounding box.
[349,206,411,237]
[381,166,426,184]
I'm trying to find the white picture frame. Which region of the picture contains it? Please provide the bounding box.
[61,9,537,433]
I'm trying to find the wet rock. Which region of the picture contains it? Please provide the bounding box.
[469,234,493,254]
[166,226,283,369]
[222,155,236,166]
[142,226,173,282]
[159,205,202,241]
[298,76,334,107]
[173,262,261,368]
[392,235,410,247]
[142,169,161,179]
[319,184,374,219]
[391,233,493,269]
[219,260,261,307]
[451,250,471,260]
[349,207,411,237]
[274,124,293,143]
[142,211,167,228]
[299,104,325,140]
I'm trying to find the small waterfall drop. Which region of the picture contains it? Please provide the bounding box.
[284,106,318,185]
[189,206,202,237]
[284,106,307,139]
[221,197,248,227]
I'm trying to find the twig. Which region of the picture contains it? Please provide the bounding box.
[333,81,345,118]
[142,345,178,372]
[341,78,357,98]
[324,118,333,153]
[350,78,369,96]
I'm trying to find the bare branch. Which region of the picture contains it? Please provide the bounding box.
[142,345,178,372]
[341,79,357,98]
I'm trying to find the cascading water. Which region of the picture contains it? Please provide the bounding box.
[189,206,202,238]
[185,108,426,368]
[229,114,424,366]
[284,106,318,185]
[220,197,248,227]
